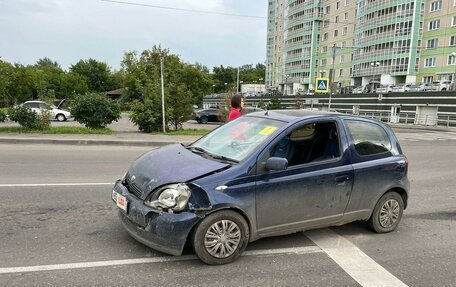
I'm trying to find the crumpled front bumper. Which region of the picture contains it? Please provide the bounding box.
[112,180,201,256]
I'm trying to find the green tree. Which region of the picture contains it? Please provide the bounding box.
[70,59,114,92]
[0,60,15,106]
[268,94,283,110]
[122,45,209,132]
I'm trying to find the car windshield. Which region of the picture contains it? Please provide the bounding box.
[188,116,286,162]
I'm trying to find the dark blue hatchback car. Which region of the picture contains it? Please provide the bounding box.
[112,110,409,264]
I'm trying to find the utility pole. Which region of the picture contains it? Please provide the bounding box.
[329,43,340,111]
[160,57,166,133]
[236,67,240,93]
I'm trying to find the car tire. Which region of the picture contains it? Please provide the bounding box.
[191,210,249,265]
[368,191,404,233]
[56,114,66,122]
[200,116,208,124]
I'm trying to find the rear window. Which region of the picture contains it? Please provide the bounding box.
[345,120,392,156]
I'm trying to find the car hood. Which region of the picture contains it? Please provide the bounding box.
[126,144,230,200]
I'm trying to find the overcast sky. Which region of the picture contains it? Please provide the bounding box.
[0,0,268,71]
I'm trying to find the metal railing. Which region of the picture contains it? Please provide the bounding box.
[351,112,456,128]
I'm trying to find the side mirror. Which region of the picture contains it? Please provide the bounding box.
[265,157,288,171]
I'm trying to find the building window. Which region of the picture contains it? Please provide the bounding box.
[428,20,440,31]
[334,30,339,37]
[452,16,456,26]
[340,55,345,63]
[323,20,330,28]
[325,6,330,14]
[345,0,349,6]
[449,54,456,65]
[335,16,339,23]
[450,35,456,46]
[321,59,327,66]
[323,33,328,41]
[430,1,442,12]
[336,1,340,9]
[339,69,343,77]
[344,12,349,20]
[423,76,433,83]
[341,41,346,48]
[424,57,436,67]
[342,26,348,35]
[427,38,438,49]
[322,46,328,53]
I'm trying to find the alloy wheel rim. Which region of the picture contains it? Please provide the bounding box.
[379,199,400,228]
[204,220,241,258]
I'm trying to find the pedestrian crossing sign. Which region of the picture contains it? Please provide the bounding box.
[315,78,330,93]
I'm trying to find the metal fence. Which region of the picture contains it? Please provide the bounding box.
[352,112,456,128]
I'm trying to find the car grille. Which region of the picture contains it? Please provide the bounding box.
[124,172,143,198]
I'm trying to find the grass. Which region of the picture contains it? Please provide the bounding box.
[0,126,113,134]
[153,129,210,136]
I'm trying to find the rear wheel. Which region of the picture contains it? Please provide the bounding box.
[200,116,208,124]
[368,191,404,233]
[191,210,249,265]
[56,114,66,122]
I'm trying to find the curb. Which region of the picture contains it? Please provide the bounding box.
[0,138,194,146]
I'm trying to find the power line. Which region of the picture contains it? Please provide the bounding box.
[100,0,267,19]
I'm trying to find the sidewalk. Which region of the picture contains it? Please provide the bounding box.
[0,132,200,146]
[0,117,455,146]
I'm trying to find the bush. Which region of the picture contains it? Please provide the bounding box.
[9,105,48,129]
[0,109,7,122]
[72,93,121,129]
[129,99,163,133]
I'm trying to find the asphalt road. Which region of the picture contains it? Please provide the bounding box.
[0,130,456,286]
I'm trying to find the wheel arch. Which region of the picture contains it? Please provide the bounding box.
[381,187,408,210]
[188,206,254,245]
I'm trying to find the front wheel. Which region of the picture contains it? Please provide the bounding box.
[191,210,249,265]
[368,192,404,233]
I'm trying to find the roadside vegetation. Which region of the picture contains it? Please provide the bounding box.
[0,126,112,134]
[0,46,266,133]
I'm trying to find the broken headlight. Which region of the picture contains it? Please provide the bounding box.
[144,183,191,212]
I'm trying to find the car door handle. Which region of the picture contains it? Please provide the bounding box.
[335,175,350,185]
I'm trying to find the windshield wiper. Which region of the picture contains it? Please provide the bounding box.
[187,146,238,163]
[209,154,239,164]
[186,146,208,154]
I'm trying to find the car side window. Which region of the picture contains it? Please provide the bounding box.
[344,120,391,156]
[270,121,341,166]
[28,102,39,109]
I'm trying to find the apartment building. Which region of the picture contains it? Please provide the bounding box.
[266,0,456,94]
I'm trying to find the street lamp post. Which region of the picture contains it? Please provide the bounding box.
[452,52,456,91]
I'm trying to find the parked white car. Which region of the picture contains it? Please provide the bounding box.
[22,101,71,122]
[391,83,413,92]
[376,84,394,93]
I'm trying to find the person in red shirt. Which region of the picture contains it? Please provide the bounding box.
[228,94,244,121]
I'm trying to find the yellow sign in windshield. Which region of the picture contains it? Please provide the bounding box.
[259,126,278,135]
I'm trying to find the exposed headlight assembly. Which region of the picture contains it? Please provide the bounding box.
[145,184,191,212]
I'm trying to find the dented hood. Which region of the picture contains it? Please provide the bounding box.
[126,144,229,199]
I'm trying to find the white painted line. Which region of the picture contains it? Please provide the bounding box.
[0,246,322,275]
[306,228,408,287]
[0,183,113,188]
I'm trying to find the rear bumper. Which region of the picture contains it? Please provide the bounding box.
[113,180,201,256]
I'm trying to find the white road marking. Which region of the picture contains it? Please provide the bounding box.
[306,228,408,287]
[0,183,113,188]
[0,246,322,275]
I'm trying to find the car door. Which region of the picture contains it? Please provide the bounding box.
[341,119,408,219]
[254,119,354,237]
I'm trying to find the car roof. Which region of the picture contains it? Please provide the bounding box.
[245,109,342,122]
